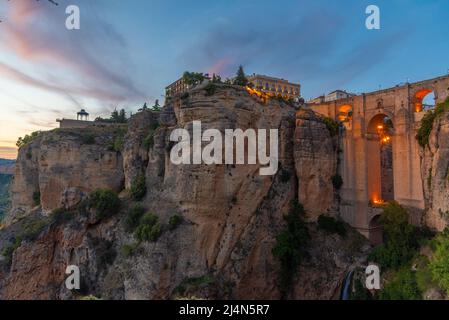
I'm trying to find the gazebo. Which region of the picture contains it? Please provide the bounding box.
[77,109,89,121]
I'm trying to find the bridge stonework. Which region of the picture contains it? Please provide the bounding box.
[305,75,449,241]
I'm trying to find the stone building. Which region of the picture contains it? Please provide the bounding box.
[165,77,189,98]
[247,74,301,99]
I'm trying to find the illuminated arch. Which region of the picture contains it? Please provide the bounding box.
[414,88,435,112]
[338,104,353,122]
[367,114,395,204]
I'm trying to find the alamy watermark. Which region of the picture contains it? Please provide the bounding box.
[65,5,80,30]
[366,5,380,30]
[169,121,279,176]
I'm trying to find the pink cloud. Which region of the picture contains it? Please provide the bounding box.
[0,0,146,103]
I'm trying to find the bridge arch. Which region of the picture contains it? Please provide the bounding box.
[414,88,436,112]
[366,113,395,204]
[338,104,353,122]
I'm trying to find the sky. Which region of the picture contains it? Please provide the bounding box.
[0,0,449,159]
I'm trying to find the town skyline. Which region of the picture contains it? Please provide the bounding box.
[1,0,449,159]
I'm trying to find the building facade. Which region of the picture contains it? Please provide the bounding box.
[324,90,354,102]
[165,77,189,98]
[247,74,301,99]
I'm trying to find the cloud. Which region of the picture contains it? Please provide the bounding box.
[0,0,148,104]
[180,7,406,97]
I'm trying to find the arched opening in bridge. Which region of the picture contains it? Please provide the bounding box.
[369,215,383,245]
[414,89,435,112]
[367,114,394,205]
[338,104,353,122]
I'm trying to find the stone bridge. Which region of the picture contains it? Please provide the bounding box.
[307,75,449,243]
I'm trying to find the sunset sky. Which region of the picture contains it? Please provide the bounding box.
[0,0,449,159]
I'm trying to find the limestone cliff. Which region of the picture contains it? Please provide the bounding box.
[294,110,338,220]
[0,84,368,300]
[420,110,449,231]
[6,127,124,225]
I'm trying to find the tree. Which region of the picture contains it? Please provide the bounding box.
[182,72,205,86]
[233,65,248,86]
[138,103,149,112]
[211,74,222,83]
[151,99,161,112]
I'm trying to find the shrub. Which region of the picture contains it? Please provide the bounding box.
[142,123,159,150]
[321,117,339,137]
[124,204,145,232]
[168,214,183,231]
[379,267,421,300]
[332,174,343,190]
[272,200,309,299]
[107,127,127,152]
[21,218,50,241]
[317,215,346,237]
[368,202,420,270]
[87,189,121,220]
[204,82,217,96]
[429,231,449,294]
[132,211,162,242]
[130,175,147,201]
[16,131,42,148]
[134,223,162,242]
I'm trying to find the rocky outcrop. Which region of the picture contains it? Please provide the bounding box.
[7,127,124,225]
[0,85,367,300]
[420,110,449,231]
[294,109,338,220]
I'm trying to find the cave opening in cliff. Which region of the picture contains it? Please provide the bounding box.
[414,89,436,112]
[367,114,395,205]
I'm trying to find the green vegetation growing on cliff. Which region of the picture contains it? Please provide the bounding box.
[134,212,162,242]
[416,97,449,147]
[143,123,160,150]
[109,127,128,152]
[379,267,421,300]
[16,131,42,149]
[321,116,339,137]
[369,202,419,269]
[87,189,121,220]
[429,230,449,294]
[130,175,147,201]
[168,214,183,231]
[272,200,309,299]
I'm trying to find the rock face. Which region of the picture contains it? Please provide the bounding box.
[7,127,125,225]
[0,85,367,300]
[420,111,449,231]
[294,109,338,220]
